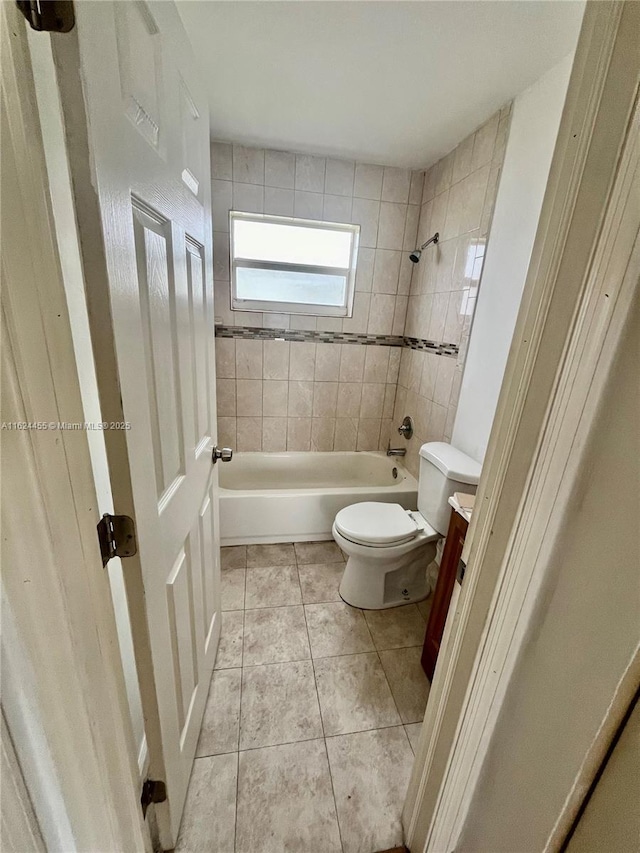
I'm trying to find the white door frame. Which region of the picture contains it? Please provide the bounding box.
[403,2,640,850]
[1,3,148,850]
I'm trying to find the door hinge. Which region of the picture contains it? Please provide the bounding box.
[16,0,75,32]
[456,558,466,585]
[97,513,137,568]
[140,778,167,818]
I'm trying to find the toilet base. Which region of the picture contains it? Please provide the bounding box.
[338,540,437,610]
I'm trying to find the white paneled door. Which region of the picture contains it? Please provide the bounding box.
[66,2,219,846]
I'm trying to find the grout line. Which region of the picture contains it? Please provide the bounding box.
[300,590,346,853]
[201,721,415,759]
[376,647,404,726]
[323,722,408,742]
[232,598,246,853]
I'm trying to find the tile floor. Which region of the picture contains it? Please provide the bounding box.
[176,541,432,853]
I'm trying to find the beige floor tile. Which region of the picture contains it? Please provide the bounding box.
[175,753,237,853]
[236,740,342,853]
[379,646,430,723]
[215,610,244,670]
[244,565,302,609]
[305,602,374,658]
[240,660,322,749]
[221,568,245,611]
[314,653,401,736]
[295,540,344,564]
[247,542,296,568]
[326,727,414,853]
[243,605,310,666]
[404,722,423,753]
[364,603,426,650]
[196,669,241,756]
[221,544,247,570]
[417,595,433,622]
[297,561,345,603]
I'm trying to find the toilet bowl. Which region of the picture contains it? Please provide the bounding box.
[333,502,439,609]
[333,442,481,609]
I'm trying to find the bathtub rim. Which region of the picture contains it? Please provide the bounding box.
[218,449,417,496]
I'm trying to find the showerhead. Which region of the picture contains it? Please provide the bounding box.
[408,232,439,263]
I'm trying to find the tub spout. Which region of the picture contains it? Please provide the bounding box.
[386,442,406,457]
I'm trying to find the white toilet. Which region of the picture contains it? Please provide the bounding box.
[333,442,481,609]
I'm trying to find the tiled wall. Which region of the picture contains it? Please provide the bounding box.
[216,336,401,452]
[211,105,511,457]
[211,144,423,452]
[396,105,512,477]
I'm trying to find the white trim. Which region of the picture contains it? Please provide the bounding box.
[403,2,640,850]
[229,210,359,317]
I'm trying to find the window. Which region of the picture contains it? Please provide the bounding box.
[229,211,359,317]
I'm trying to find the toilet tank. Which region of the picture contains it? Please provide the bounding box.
[418,442,482,535]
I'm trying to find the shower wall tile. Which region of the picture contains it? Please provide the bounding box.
[263,417,287,452]
[263,381,288,417]
[334,417,358,451]
[263,340,290,380]
[397,105,512,475]
[311,418,336,452]
[294,190,323,220]
[289,343,317,380]
[237,379,263,417]
[233,145,264,185]
[264,150,295,189]
[314,344,342,382]
[354,163,383,200]
[382,167,411,204]
[323,194,352,223]
[237,416,262,452]
[211,141,233,181]
[264,186,294,216]
[287,418,312,451]
[295,154,326,193]
[211,106,510,454]
[325,158,355,197]
[377,202,406,250]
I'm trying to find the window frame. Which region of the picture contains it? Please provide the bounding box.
[229,210,360,318]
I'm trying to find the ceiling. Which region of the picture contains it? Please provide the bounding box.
[177,1,584,169]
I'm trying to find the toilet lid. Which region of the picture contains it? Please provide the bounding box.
[335,502,419,546]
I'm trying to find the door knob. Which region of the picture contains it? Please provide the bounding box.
[212,446,233,464]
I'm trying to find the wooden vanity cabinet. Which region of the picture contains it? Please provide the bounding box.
[421,508,469,680]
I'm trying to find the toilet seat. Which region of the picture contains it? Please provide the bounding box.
[334,502,419,548]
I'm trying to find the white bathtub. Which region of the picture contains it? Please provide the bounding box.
[218,451,418,545]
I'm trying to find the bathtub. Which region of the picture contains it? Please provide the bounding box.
[218,451,418,545]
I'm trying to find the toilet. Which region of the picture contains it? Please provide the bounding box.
[332,442,481,609]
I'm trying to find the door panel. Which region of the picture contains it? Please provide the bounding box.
[186,239,211,448]
[199,488,218,650]
[166,546,197,735]
[60,2,220,845]
[133,204,185,499]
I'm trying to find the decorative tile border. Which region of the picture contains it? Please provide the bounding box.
[215,325,459,357]
[403,336,459,357]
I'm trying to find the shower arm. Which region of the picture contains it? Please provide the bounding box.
[418,232,439,251]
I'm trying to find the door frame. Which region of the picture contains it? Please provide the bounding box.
[1,4,148,850]
[403,2,640,850]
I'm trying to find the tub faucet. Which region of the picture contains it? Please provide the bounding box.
[386,441,406,457]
